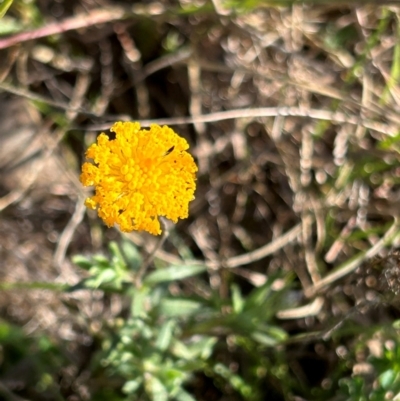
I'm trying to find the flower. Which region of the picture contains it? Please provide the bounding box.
[80,122,197,235]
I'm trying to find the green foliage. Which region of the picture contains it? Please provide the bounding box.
[336,331,400,401]
[0,321,67,399]
[71,242,292,400]
[4,2,400,401]
[16,237,400,400]
[72,241,140,291]
[0,16,22,35]
[144,264,207,285]
[0,0,13,18]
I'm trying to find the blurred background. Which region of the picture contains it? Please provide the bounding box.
[1,0,400,400]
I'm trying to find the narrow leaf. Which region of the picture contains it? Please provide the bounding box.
[159,298,203,317]
[121,239,142,271]
[122,378,142,394]
[144,264,207,285]
[231,284,244,314]
[72,255,92,270]
[148,376,168,401]
[175,389,197,401]
[155,320,175,351]
[0,0,13,18]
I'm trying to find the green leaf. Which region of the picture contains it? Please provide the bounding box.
[0,0,13,18]
[379,370,396,389]
[161,368,188,391]
[0,16,22,35]
[259,324,288,342]
[231,284,244,314]
[251,330,283,346]
[92,254,112,267]
[244,281,273,310]
[378,131,400,150]
[159,298,203,317]
[213,363,252,398]
[121,240,142,271]
[72,255,92,270]
[241,273,291,319]
[86,268,116,288]
[109,241,128,269]
[185,337,217,360]
[147,376,168,401]
[122,378,142,394]
[131,286,150,318]
[171,336,217,361]
[0,321,24,343]
[175,389,197,401]
[155,320,176,351]
[144,264,207,285]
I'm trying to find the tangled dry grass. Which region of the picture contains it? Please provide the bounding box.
[2,1,400,399]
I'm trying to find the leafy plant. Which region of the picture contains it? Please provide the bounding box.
[338,329,400,401]
[71,241,292,400]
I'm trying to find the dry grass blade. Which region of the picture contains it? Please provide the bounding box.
[0,7,127,50]
[2,1,400,399]
[86,107,397,135]
[306,218,400,297]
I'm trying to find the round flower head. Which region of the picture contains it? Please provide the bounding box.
[80,122,197,235]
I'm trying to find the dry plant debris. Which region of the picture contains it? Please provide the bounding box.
[1,1,400,400]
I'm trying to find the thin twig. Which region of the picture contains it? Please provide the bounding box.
[89,107,397,136]
[0,82,99,117]
[302,212,321,285]
[222,223,302,268]
[0,7,126,50]
[134,219,170,288]
[306,217,400,297]
[53,197,86,269]
[0,381,31,401]
[0,123,61,212]
[0,79,396,136]
[126,222,302,270]
[139,47,192,83]
[277,296,324,320]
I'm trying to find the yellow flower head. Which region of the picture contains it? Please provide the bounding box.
[80,122,197,235]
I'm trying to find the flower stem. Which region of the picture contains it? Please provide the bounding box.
[134,218,170,288]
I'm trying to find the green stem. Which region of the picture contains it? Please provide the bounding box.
[0,281,69,291]
[134,218,170,288]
